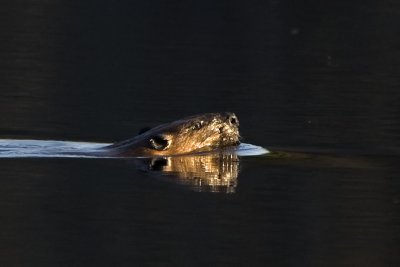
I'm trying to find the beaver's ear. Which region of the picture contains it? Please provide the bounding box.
[138,126,152,135]
[149,135,170,150]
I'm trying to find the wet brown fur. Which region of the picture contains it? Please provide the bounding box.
[105,112,240,157]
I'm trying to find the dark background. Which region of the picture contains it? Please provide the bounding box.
[0,0,399,266]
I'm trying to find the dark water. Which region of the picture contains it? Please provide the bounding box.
[1,0,400,266]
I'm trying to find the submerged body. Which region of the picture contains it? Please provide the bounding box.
[105,112,241,156]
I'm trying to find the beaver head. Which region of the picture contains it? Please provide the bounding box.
[108,112,240,156]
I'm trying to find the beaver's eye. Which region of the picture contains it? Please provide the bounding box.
[149,135,170,150]
[193,121,203,130]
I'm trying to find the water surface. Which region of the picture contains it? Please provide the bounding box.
[1,0,400,266]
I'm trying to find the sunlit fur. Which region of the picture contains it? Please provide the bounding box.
[108,113,240,156]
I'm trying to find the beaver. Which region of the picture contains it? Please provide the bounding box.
[105,112,240,157]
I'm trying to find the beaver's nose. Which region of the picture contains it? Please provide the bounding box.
[225,113,239,126]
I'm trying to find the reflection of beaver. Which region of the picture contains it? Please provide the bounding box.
[105,112,240,157]
[134,153,239,193]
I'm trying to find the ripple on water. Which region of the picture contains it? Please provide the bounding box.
[0,140,268,158]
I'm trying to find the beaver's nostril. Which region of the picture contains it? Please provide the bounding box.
[226,113,239,126]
